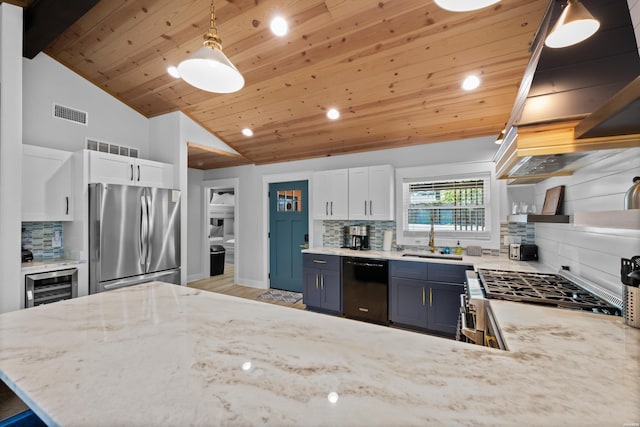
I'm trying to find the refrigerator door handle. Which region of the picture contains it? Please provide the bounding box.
[140,195,148,266]
[144,191,152,272]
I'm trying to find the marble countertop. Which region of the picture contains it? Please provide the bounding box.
[1,282,638,426]
[21,258,85,274]
[303,247,547,273]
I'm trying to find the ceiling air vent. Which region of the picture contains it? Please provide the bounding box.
[53,103,88,125]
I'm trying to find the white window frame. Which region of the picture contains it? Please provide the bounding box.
[395,161,500,249]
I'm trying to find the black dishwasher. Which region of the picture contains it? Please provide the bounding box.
[342,257,389,325]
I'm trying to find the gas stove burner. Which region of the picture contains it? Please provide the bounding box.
[477,269,622,316]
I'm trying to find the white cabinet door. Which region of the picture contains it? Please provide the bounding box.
[135,158,174,188]
[348,167,369,220]
[368,165,394,220]
[88,151,135,185]
[22,145,74,221]
[313,169,348,220]
[348,165,394,220]
[88,151,174,188]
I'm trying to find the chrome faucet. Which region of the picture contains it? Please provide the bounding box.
[428,218,436,253]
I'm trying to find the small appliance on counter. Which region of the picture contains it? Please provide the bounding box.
[509,243,538,261]
[624,176,640,209]
[621,256,640,329]
[21,248,33,263]
[343,225,370,250]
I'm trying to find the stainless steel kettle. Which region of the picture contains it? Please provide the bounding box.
[625,176,640,209]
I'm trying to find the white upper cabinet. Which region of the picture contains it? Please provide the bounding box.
[22,145,74,221]
[312,169,349,220]
[88,151,174,188]
[348,165,394,221]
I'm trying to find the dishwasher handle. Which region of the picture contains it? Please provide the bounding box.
[346,260,386,268]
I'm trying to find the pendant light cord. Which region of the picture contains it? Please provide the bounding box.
[209,0,216,35]
[204,0,222,49]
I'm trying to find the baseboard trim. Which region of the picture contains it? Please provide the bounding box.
[187,273,206,283]
[238,278,267,289]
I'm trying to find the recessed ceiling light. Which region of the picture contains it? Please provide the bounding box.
[327,108,340,120]
[434,0,500,12]
[327,391,339,404]
[167,66,180,78]
[242,128,254,137]
[461,75,480,91]
[270,16,288,37]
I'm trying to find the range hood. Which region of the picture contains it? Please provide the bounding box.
[494,0,640,184]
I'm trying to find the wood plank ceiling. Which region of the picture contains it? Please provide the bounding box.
[41,0,549,169]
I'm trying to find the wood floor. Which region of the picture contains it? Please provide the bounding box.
[187,264,306,310]
[0,382,28,421]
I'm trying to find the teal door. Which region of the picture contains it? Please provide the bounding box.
[269,181,309,292]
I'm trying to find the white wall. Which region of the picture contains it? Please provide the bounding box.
[0,4,23,314]
[180,115,240,155]
[22,53,149,156]
[201,136,499,288]
[187,168,204,281]
[533,147,640,297]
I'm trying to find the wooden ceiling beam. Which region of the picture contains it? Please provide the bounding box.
[23,0,99,59]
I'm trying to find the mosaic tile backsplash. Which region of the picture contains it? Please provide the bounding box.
[321,220,531,256]
[22,222,64,260]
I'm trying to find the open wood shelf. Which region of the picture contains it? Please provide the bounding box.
[507,214,571,224]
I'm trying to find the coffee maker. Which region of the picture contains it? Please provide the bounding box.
[344,225,370,250]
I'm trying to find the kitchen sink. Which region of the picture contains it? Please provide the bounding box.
[402,253,464,261]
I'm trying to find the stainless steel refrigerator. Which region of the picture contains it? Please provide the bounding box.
[89,183,181,294]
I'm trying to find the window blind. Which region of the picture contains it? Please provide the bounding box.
[406,178,486,232]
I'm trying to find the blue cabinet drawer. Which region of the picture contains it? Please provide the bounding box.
[428,263,472,283]
[303,253,340,271]
[390,260,428,280]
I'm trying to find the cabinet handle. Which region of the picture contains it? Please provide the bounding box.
[330,201,333,216]
[326,201,328,216]
[429,288,433,307]
[137,165,141,182]
[422,287,426,306]
[321,274,324,290]
[315,273,319,289]
[369,200,373,215]
[65,196,69,215]
[364,200,367,216]
[312,260,327,264]
[130,164,134,181]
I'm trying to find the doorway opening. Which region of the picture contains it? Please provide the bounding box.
[202,178,239,286]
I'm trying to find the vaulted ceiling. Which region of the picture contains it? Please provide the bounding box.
[20,0,551,169]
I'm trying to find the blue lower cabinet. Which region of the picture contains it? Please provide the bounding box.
[303,254,341,314]
[0,410,46,427]
[389,260,469,336]
[389,277,428,328]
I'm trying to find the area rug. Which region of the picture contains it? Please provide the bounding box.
[257,289,303,304]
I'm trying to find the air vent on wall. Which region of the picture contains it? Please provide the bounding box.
[53,103,88,125]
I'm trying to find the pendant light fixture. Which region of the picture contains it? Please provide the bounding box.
[434,0,500,12]
[177,0,244,93]
[544,0,600,48]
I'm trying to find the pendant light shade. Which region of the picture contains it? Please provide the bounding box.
[544,0,600,48]
[177,0,244,93]
[434,0,500,12]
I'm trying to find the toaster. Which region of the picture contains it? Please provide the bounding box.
[509,243,538,261]
[22,248,33,263]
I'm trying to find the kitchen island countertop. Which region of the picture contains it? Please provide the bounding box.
[1,281,638,426]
